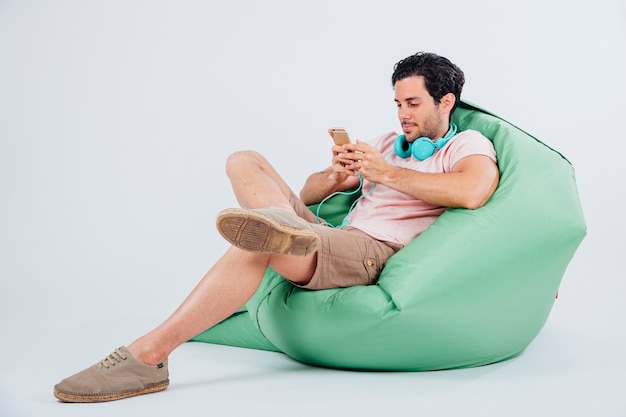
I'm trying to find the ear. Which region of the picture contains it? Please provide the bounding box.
[439,92,456,113]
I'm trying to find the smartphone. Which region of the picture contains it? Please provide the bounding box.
[330,127,351,145]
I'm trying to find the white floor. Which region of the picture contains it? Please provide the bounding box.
[2,309,624,417]
[1,1,625,416]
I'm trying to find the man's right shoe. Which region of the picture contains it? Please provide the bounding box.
[54,346,169,403]
[216,207,320,256]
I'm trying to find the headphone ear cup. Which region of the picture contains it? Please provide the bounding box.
[394,135,412,158]
[411,138,436,161]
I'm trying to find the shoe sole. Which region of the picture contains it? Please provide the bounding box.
[217,208,320,256]
[53,380,169,403]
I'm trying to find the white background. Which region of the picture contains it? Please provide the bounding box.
[1,1,624,416]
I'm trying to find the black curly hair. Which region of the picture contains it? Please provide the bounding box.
[391,52,465,114]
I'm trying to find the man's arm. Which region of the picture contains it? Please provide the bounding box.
[339,141,499,209]
[380,154,499,209]
[300,144,362,205]
[300,166,361,206]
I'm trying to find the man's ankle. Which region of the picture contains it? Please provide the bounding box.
[127,339,168,366]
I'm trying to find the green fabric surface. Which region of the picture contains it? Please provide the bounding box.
[191,101,587,370]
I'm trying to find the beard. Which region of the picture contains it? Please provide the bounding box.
[403,113,446,142]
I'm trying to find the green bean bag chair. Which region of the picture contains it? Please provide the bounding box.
[191,101,587,370]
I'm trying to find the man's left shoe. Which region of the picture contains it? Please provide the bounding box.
[216,207,320,256]
[54,346,169,403]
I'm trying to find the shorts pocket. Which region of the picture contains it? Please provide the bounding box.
[362,240,386,285]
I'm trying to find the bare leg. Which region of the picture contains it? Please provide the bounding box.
[53,150,320,403]
[129,247,315,365]
[127,247,265,364]
[128,151,317,364]
[225,150,299,212]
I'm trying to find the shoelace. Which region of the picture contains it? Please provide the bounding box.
[99,348,128,369]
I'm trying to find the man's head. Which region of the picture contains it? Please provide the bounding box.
[392,52,465,114]
[392,52,465,142]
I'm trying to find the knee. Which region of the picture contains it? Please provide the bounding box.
[225,150,263,178]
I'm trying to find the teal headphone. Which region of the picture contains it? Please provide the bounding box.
[394,122,457,160]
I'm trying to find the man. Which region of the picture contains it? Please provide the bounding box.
[54,52,499,402]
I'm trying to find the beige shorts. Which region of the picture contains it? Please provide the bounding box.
[289,192,403,290]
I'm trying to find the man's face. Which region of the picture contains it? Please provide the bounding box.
[394,76,448,142]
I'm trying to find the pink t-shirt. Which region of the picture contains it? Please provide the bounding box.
[346,129,497,246]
